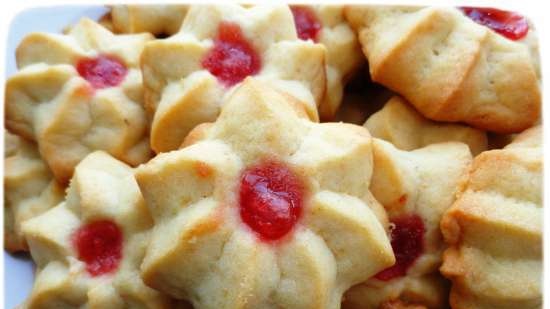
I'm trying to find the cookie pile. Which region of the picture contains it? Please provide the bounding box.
[4,4,542,309]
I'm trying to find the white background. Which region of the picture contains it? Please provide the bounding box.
[4,6,107,309]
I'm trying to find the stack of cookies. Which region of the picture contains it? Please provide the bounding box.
[4,4,542,309]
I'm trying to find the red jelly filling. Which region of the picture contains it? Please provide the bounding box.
[461,7,529,40]
[290,6,322,42]
[239,161,305,241]
[202,21,261,87]
[72,220,123,276]
[375,214,425,281]
[76,55,127,89]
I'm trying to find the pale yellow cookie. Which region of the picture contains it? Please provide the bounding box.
[440,126,542,309]
[135,78,394,309]
[20,151,172,309]
[365,96,488,155]
[289,5,364,119]
[6,18,153,184]
[344,139,471,309]
[346,6,540,133]
[141,4,327,153]
[110,5,189,36]
[4,131,64,252]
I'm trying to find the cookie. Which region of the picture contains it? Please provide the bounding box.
[20,151,172,308]
[290,5,364,119]
[346,6,540,133]
[4,131,64,252]
[135,78,394,309]
[344,139,471,309]
[5,18,153,184]
[440,125,542,309]
[141,4,327,152]
[365,96,488,155]
[109,5,188,36]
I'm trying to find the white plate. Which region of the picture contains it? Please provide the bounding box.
[4,6,108,308]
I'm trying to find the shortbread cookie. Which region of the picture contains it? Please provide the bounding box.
[5,18,153,184]
[141,4,327,152]
[4,131,64,252]
[379,300,429,309]
[20,151,172,309]
[343,139,471,309]
[290,5,364,119]
[440,125,542,309]
[365,96,488,155]
[135,78,394,309]
[109,5,188,36]
[345,6,540,133]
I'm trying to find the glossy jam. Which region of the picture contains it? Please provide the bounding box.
[72,220,123,276]
[290,6,322,42]
[202,21,261,87]
[76,55,127,89]
[239,161,305,241]
[461,7,529,40]
[375,214,425,281]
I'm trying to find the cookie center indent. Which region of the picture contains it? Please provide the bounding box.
[239,161,304,241]
[202,21,261,87]
[76,55,128,89]
[375,214,425,281]
[72,220,123,276]
[291,6,322,42]
[461,7,529,40]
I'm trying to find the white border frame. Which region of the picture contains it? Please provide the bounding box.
[0,1,547,308]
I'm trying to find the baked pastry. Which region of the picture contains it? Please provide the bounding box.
[379,300,428,309]
[135,78,394,309]
[5,18,153,184]
[365,96,488,155]
[109,5,188,37]
[20,151,172,309]
[290,5,364,119]
[345,6,541,133]
[440,125,542,309]
[343,139,472,309]
[4,131,64,252]
[141,4,327,153]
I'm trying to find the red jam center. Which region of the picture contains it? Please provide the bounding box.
[375,214,425,281]
[76,55,128,89]
[201,21,261,87]
[72,220,123,277]
[239,161,305,241]
[290,6,322,42]
[461,7,529,40]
